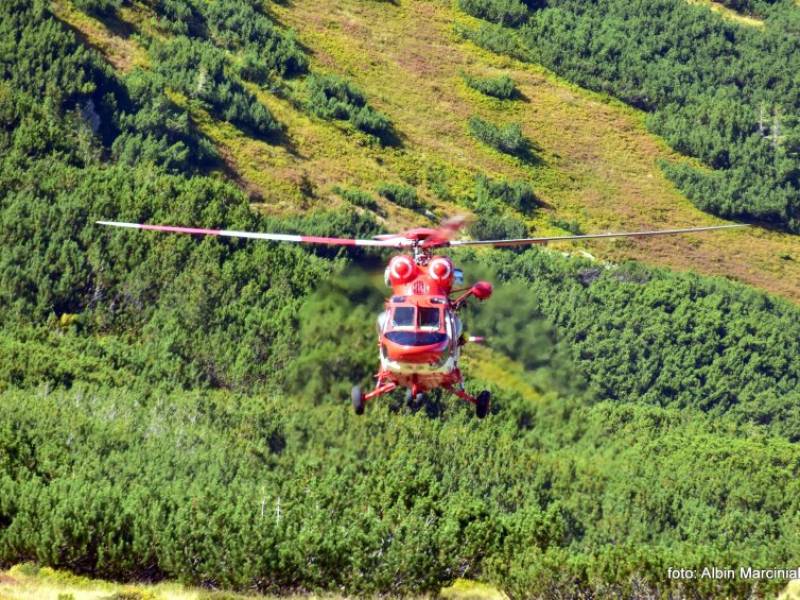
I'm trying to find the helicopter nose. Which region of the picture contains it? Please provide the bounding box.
[382,331,450,364]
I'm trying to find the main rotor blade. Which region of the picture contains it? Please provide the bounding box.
[96,221,411,248]
[448,224,749,248]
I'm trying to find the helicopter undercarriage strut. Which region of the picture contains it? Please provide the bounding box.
[445,384,478,405]
[363,380,397,402]
[356,369,490,418]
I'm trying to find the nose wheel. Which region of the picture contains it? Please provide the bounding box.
[405,389,427,410]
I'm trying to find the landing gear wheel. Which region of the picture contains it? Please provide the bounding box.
[406,390,426,411]
[476,390,491,419]
[352,386,365,415]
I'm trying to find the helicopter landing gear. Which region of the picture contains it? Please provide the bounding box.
[447,385,492,418]
[352,386,365,415]
[354,380,398,415]
[475,390,491,419]
[405,390,426,411]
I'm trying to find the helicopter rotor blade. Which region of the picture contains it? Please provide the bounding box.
[447,224,748,248]
[96,221,413,248]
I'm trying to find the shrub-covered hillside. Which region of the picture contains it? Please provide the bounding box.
[38,0,800,302]
[2,0,800,598]
[458,0,800,232]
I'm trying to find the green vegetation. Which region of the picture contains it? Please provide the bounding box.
[2,378,798,599]
[464,174,534,240]
[549,216,583,235]
[468,214,527,241]
[152,38,280,139]
[202,0,307,78]
[72,0,120,17]
[0,0,216,174]
[464,250,800,441]
[463,73,518,100]
[113,69,219,171]
[376,182,427,212]
[458,20,526,58]
[138,0,306,78]
[458,0,529,27]
[3,0,800,598]
[333,186,384,215]
[715,0,783,16]
[474,173,538,213]
[307,74,393,140]
[459,0,800,232]
[468,116,531,158]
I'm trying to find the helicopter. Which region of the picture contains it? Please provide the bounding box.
[97,217,746,417]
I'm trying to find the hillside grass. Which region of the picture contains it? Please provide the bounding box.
[269,0,800,302]
[50,0,150,72]
[50,0,800,303]
[0,565,506,600]
[782,580,800,600]
[686,0,766,26]
[6,5,796,600]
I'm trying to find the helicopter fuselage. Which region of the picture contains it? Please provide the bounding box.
[360,253,492,404]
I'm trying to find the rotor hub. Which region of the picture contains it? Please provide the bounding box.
[413,243,433,265]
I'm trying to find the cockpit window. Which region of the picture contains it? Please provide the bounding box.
[392,306,415,327]
[418,307,440,328]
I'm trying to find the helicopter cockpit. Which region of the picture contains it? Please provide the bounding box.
[384,304,449,347]
[376,297,463,373]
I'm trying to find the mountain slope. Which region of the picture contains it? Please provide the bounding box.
[3,1,800,598]
[50,0,800,302]
[271,0,800,300]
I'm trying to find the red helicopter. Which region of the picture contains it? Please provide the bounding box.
[97,217,745,417]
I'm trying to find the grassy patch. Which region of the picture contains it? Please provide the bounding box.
[461,344,543,406]
[685,0,766,26]
[57,0,800,302]
[50,0,150,72]
[0,565,507,600]
[780,579,800,600]
[266,0,800,304]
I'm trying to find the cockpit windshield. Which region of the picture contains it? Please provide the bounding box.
[390,306,443,329]
[392,306,415,327]
[418,307,440,328]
